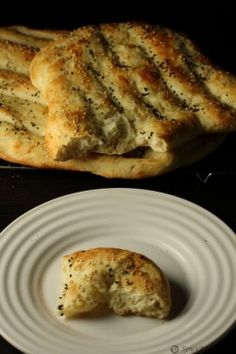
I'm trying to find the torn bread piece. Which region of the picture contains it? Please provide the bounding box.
[0,26,226,178]
[58,248,171,319]
[30,22,236,160]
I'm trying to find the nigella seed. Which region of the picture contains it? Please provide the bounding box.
[127,280,133,285]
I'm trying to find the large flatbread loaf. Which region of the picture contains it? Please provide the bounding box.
[0,26,226,178]
[30,22,236,160]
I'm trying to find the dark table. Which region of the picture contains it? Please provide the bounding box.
[0,1,236,352]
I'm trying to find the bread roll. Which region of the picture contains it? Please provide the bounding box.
[58,247,171,319]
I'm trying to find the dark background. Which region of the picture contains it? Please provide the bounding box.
[0,0,235,353]
[1,0,236,73]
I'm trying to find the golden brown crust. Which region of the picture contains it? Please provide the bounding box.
[0,25,226,179]
[30,22,236,160]
[0,69,43,103]
[59,247,171,319]
[0,87,225,178]
[0,26,67,75]
[0,115,225,178]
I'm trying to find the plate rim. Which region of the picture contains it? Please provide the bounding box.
[0,188,235,236]
[0,188,236,354]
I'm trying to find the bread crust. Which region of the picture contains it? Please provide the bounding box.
[59,248,171,319]
[30,22,236,160]
[0,26,226,178]
[0,26,67,75]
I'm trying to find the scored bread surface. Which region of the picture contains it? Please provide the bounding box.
[59,248,171,319]
[30,22,236,160]
[0,26,226,178]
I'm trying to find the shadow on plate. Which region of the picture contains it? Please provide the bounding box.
[168,279,190,320]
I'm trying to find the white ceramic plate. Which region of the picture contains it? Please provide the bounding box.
[0,189,236,354]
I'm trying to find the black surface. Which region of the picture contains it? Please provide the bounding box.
[0,1,236,352]
[1,0,236,73]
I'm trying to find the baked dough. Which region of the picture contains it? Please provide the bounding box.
[0,25,226,178]
[30,22,236,160]
[0,69,225,179]
[58,248,171,319]
[0,26,67,76]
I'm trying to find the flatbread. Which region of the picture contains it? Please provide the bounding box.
[30,22,236,160]
[0,90,225,178]
[0,26,225,179]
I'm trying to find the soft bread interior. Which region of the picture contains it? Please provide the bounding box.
[59,248,171,319]
[0,26,227,179]
[30,23,236,160]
